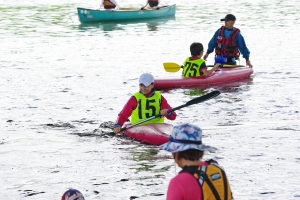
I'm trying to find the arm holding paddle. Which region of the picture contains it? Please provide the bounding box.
[202,63,221,76]
[200,55,225,76]
[116,90,221,133]
[113,73,176,134]
[113,96,176,134]
[141,2,148,10]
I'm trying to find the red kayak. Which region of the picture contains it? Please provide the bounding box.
[155,67,253,90]
[123,123,173,145]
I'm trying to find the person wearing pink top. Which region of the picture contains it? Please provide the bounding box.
[160,123,233,200]
[114,73,176,134]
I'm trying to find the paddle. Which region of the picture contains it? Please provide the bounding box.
[141,3,148,10]
[163,62,245,73]
[120,90,221,131]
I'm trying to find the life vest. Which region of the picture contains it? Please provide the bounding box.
[131,91,164,124]
[148,0,159,7]
[180,159,233,200]
[103,0,116,9]
[182,57,205,77]
[215,26,240,59]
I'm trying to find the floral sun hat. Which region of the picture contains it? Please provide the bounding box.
[61,189,85,200]
[160,123,217,153]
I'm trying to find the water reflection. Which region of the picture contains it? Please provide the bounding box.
[78,16,175,32]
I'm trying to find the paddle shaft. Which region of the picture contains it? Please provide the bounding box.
[121,90,220,131]
[163,62,245,73]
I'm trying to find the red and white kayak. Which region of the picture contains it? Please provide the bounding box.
[123,123,173,145]
[155,67,253,90]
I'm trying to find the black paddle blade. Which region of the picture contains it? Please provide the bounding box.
[186,90,220,106]
[169,90,221,112]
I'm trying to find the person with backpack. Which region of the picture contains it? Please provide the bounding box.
[160,123,233,200]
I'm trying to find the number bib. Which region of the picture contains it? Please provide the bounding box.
[131,92,164,124]
[182,57,205,77]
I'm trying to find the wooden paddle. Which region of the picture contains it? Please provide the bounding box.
[120,90,221,131]
[163,62,245,73]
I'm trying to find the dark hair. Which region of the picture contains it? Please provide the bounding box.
[177,149,204,161]
[190,42,204,57]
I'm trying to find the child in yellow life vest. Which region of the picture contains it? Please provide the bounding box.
[114,73,176,134]
[182,42,221,78]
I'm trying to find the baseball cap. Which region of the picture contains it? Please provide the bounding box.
[139,73,154,87]
[220,14,236,21]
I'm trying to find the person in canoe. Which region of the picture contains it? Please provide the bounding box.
[141,0,160,10]
[113,73,176,134]
[182,42,221,78]
[99,0,119,10]
[203,14,253,68]
[160,123,233,200]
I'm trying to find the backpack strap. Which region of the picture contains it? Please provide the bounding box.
[220,168,229,200]
[180,160,230,200]
[199,165,221,200]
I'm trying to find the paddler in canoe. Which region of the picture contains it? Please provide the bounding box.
[99,0,119,10]
[203,14,253,68]
[141,0,160,10]
[113,73,176,134]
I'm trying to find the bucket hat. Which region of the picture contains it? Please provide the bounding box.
[160,123,217,153]
[62,189,85,200]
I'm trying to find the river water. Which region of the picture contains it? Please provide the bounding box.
[1,0,300,199]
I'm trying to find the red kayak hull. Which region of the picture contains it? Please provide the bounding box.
[123,123,173,145]
[155,67,253,89]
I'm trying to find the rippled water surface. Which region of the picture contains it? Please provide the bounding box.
[1,0,300,199]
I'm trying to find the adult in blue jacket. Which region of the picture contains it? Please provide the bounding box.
[203,14,253,68]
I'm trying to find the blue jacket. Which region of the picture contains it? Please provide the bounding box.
[207,27,250,61]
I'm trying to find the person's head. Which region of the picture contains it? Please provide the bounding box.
[160,123,217,168]
[61,189,85,200]
[139,73,154,94]
[190,42,204,57]
[220,14,236,29]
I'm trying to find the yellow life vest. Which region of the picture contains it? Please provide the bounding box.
[131,91,164,124]
[182,57,205,77]
[180,159,233,200]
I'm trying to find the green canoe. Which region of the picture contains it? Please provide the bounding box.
[77,4,176,23]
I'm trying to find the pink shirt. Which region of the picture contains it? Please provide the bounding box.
[166,162,208,200]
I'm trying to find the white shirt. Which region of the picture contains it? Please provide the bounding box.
[100,0,119,9]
